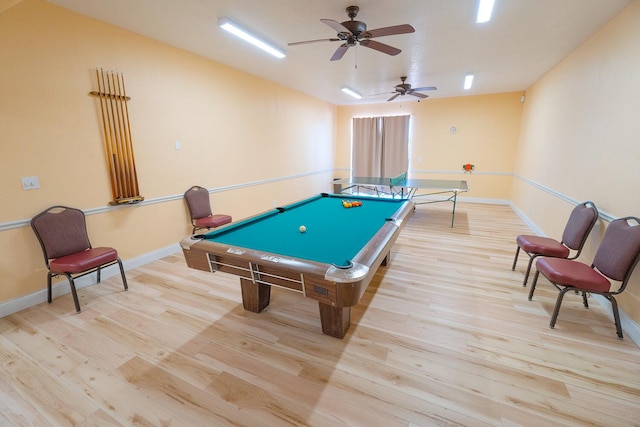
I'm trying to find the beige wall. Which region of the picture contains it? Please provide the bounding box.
[0,0,336,302]
[336,92,524,201]
[511,1,640,321]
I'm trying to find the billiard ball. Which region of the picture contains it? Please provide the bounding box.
[299,225,306,233]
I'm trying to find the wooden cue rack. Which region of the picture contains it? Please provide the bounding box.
[90,68,144,205]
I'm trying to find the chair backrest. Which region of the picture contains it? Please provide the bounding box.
[593,217,640,286]
[184,186,212,220]
[31,206,91,262]
[561,201,599,250]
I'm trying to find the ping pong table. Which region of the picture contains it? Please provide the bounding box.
[333,173,469,227]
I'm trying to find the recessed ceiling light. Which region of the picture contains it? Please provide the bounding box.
[476,0,495,23]
[464,74,474,90]
[218,17,285,59]
[341,86,362,99]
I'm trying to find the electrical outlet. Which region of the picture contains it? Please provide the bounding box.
[21,176,40,190]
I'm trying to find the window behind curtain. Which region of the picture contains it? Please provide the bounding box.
[352,115,411,178]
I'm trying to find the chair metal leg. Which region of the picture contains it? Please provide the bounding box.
[581,291,589,308]
[522,255,539,287]
[117,258,128,291]
[607,295,623,339]
[550,287,571,329]
[511,246,520,270]
[47,272,53,303]
[528,270,540,301]
[64,273,82,313]
[97,265,102,283]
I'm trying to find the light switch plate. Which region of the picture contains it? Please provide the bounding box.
[21,176,40,190]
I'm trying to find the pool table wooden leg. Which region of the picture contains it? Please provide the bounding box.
[240,278,271,313]
[319,303,350,338]
[381,252,390,266]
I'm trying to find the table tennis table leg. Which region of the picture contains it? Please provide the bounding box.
[451,191,458,227]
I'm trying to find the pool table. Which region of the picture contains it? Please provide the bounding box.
[181,193,414,338]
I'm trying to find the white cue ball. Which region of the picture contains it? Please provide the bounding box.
[299,225,307,233]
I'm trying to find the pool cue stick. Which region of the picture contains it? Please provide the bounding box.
[106,71,129,198]
[102,72,122,202]
[120,73,139,196]
[103,70,124,199]
[96,69,118,201]
[100,69,122,199]
[112,72,131,197]
[116,72,135,197]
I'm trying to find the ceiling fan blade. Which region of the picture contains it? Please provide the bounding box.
[387,93,400,102]
[411,86,437,92]
[408,92,429,99]
[359,39,401,56]
[366,24,415,38]
[330,44,350,61]
[288,38,340,46]
[320,19,351,34]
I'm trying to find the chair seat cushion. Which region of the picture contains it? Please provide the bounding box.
[49,247,118,274]
[517,235,570,258]
[536,257,611,292]
[195,214,232,228]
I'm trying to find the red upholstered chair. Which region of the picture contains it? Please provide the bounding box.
[529,216,640,339]
[184,185,232,234]
[512,201,599,287]
[30,206,128,313]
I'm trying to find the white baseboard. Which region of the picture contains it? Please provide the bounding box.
[460,196,509,205]
[0,243,181,318]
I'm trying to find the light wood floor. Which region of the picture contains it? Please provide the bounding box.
[1,203,639,426]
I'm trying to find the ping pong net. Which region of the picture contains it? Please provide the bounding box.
[389,172,408,187]
[365,172,408,198]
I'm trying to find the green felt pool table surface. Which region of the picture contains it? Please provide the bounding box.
[197,193,408,267]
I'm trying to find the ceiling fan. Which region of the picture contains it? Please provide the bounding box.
[288,5,415,61]
[386,76,437,101]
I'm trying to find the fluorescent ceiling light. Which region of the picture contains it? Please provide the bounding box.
[218,17,285,59]
[476,0,495,23]
[341,86,362,99]
[464,74,474,90]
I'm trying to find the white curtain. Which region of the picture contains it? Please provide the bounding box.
[352,115,410,178]
[381,115,410,177]
[352,117,382,177]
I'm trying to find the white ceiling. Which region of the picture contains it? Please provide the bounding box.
[46,0,632,105]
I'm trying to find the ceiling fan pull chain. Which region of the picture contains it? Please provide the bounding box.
[355,46,358,69]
